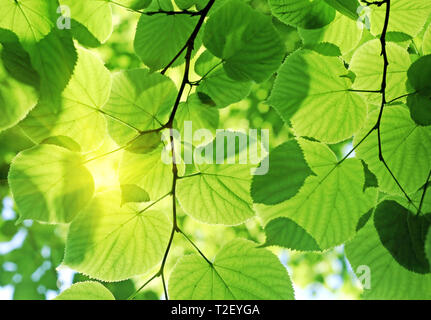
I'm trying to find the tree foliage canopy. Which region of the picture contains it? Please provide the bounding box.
[1,0,431,300]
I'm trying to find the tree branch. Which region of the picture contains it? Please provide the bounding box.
[128,0,216,300]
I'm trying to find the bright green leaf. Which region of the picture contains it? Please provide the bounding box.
[64,189,171,281]
[60,0,113,43]
[269,0,336,29]
[8,144,95,223]
[203,0,285,83]
[299,13,363,55]
[256,139,376,249]
[120,184,150,205]
[54,281,115,300]
[269,49,367,143]
[262,217,321,251]
[174,93,219,145]
[251,140,312,205]
[323,0,359,20]
[355,106,431,196]
[176,131,262,225]
[169,239,295,299]
[0,0,56,45]
[423,23,431,55]
[120,145,182,201]
[134,14,200,71]
[370,0,431,38]
[102,69,177,146]
[20,47,109,152]
[349,39,411,104]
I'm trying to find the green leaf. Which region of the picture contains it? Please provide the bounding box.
[64,189,171,281]
[174,93,219,145]
[256,139,375,250]
[269,49,367,143]
[251,140,312,205]
[145,0,174,11]
[269,0,336,29]
[349,39,411,104]
[176,131,260,225]
[303,42,342,57]
[125,132,162,154]
[134,14,200,71]
[120,184,150,205]
[0,29,40,88]
[40,135,82,152]
[169,239,294,299]
[323,0,359,20]
[355,106,431,196]
[406,94,431,127]
[8,144,95,223]
[386,31,412,43]
[20,47,109,152]
[361,160,378,191]
[196,0,229,13]
[374,200,430,274]
[54,281,115,300]
[346,219,431,299]
[0,0,56,45]
[407,55,431,96]
[28,29,78,105]
[0,26,77,106]
[203,0,285,83]
[197,67,252,108]
[356,209,373,232]
[406,55,431,126]
[60,0,113,43]
[194,49,220,76]
[0,50,37,132]
[177,162,255,225]
[369,0,431,38]
[423,23,431,55]
[116,0,152,10]
[195,51,252,108]
[102,69,177,146]
[120,145,182,201]
[262,217,321,251]
[174,0,198,10]
[426,228,431,266]
[299,13,363,56]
